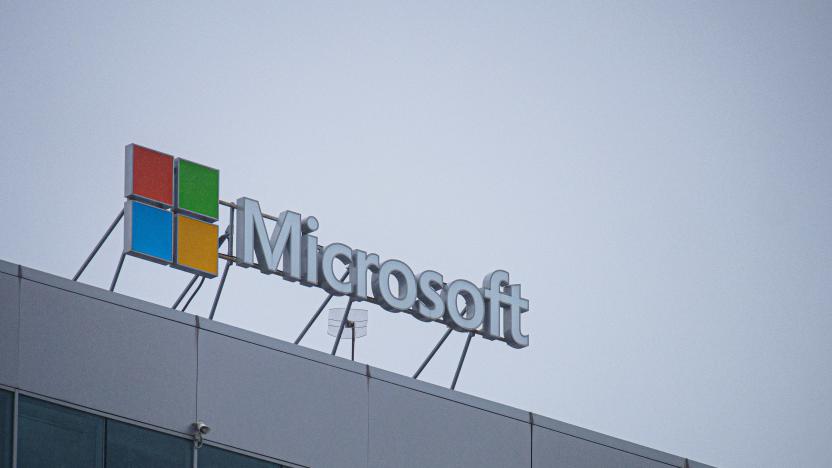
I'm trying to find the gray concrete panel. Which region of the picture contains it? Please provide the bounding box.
[368,377,531,468]
[197,329,368,468]
[0,260,18,276]
[370,366,530,423]
[198,316,365,375]
[688,460,718,468]
[2,259,712,467]
[532,414,685,466]
[0,273,19,387]
[21,266,197,327]
[533,425,679,468]
[17,279,198,434]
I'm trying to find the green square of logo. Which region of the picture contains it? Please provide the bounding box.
[175,159,219,221]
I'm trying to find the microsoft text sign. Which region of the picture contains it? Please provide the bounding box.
[123,144,529,348]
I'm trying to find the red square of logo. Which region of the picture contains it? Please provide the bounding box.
[125,144,174,207]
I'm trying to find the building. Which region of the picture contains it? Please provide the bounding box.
[0,258,715,467]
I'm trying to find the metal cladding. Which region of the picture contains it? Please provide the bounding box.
[0,262,704,468]
[235,196,531,348]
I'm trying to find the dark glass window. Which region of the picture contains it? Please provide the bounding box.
[106,420,192,468]
[198,445,279,468]
[17,395,105,468]
[0,390,11,468]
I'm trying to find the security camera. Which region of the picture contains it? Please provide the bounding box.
[194,421,211,435]
[192,421,211,449]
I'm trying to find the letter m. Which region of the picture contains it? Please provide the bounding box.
[235,197,302,280]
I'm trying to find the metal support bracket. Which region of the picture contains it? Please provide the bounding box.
[413,328,453,379]
[208,261,231,320]
[207,208,235,320]
[350,321,356,361]
[74,209,124,281]
[450,331,474,390]
[172,276,199,310]
[109,252,127,292]
[331,299,354,355]
[182,277,205,312]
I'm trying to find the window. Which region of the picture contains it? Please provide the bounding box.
[14,395,289,468]
[0,390,11,468]
[106,420,192,468]
[199,444,280,468]
[17,395,105,468]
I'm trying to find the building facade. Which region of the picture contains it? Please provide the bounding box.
[0,259,714,467]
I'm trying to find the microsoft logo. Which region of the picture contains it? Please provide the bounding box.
[69,142,530,349]
[123,144,219,277]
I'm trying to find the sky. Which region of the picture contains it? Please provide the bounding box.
[1,2,831,467]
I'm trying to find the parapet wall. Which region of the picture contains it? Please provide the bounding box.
[0,259,713,468]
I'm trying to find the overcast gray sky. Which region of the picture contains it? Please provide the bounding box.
[1,2,831,467]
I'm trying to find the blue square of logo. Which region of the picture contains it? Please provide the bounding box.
[124,200,173,264]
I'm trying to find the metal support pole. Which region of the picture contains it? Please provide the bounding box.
[208,261,231,320]
[182,277,205,312]
[173,276,199,309]
[226,204,234,257]
[74,209,124,281]
[450,331,474,390]
[331,299,354,355]
[206,210,235,320]
[294,269,350,345]
[413,327,453,379]
[109,252,127,292]
[350,323,356,361]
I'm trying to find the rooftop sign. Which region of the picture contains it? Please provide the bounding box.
[123,144,220,277]
[122,144,529,348]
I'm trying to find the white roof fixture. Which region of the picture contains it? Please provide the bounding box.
[327,308,368,361]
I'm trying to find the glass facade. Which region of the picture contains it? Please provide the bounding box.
[106,420,193,468]
[5,393,287,468]
[199,445,280,468]
[18,395,105,468]
[0,390,11,468]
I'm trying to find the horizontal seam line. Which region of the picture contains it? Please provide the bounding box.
[197,327,367,376]
[533,424,682,467]
[21,277,197,328]
[370,375,530,423]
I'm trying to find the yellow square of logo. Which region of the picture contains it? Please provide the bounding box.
[175,215,218,277]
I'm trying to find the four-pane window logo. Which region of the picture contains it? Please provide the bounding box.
[123,144,220,277]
